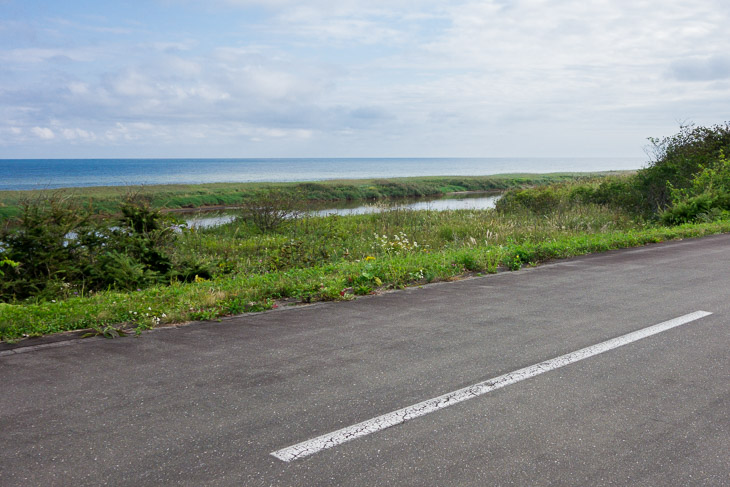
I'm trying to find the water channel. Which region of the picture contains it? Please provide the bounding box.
[183,192,502,229]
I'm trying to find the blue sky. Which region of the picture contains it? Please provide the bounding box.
[2,0,730,158]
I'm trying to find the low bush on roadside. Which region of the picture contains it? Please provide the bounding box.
[659,151,730,224]
[0,194,211,302]
[639,123,730,212]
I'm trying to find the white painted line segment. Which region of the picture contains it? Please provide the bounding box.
[271,310,712,462]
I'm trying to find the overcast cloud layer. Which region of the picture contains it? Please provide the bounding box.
[2,0,730,158]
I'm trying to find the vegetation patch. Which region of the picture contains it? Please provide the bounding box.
[0,172,617,219]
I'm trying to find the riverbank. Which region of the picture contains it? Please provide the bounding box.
[164,189,500,215]
[0,172,627,219]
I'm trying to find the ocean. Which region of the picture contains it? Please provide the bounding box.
[0,157,644,191]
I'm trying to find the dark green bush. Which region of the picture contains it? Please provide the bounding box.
[639,123,730,212]
[0,195,88,300]
[660,151,730,224]
[588,177,645,214]
[0,195,211,302]
[660,193,715,225]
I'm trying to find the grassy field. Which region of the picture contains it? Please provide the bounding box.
[0,172,624,219]
[2,186,729,343]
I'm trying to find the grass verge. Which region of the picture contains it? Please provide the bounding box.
[2,215,727,343]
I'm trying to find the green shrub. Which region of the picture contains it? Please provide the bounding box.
[0,195,211,302]
[237,189,304,232]
[588,177,645,214]
[660,152,730,224]
[660,193,715,225]
[639,123,730,212]
[454,252,480,271]
[0,194,88,300]
[495,186,566,214]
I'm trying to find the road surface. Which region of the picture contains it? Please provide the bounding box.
[1,234,729,486]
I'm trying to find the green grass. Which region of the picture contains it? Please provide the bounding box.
[2,199,727,342]
[0,172,625,219]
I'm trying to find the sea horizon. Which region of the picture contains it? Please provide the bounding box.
[1,157,645,191]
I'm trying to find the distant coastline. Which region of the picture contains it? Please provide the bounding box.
[0,157,643,191]
[0,173,624,219]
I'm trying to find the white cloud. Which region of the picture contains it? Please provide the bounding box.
[3,0,730,157]
[67,82,90,95]
[103,122,159,142]
[61,128,96,141]
[148,41,198,53]
[281,16,404,44]
[110,70,159,97]
[237,126,313,139]
[162,57,203,77]
[216,0,441,13]
[48,17,133,35]
[31,127,55,139]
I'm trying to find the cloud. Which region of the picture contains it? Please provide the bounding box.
[669,56,730,81]
[159,56,201,78]
[278,16,404,45]
[61,127,96,141]
[235,126,313,141]
[109,70,160,98]
[0,46,103,65]
[3,0,730,157]
[31,127,55,139]
[147,41,198,53]
[349,106,393,121]
[215,0,441,13]
[48,17,133,35]
[204,0,446,44]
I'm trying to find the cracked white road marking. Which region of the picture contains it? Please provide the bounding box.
[271,310,712,462]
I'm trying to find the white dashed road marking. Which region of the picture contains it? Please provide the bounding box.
[271,310,712,462]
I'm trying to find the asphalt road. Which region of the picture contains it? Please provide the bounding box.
[1,234,729,486]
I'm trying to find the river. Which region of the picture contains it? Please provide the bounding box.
[184,192,502,228]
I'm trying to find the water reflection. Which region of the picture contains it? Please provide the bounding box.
[184,192,501,229]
